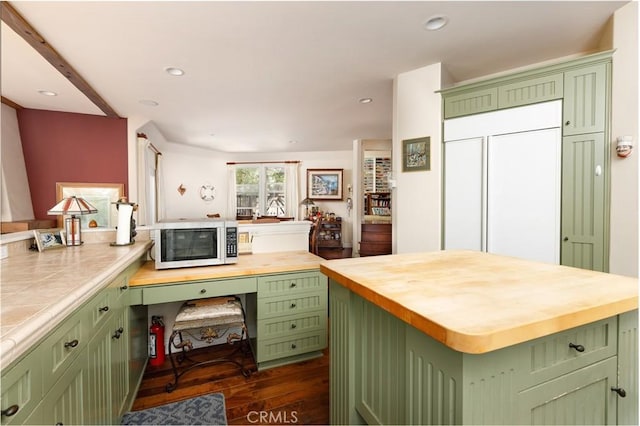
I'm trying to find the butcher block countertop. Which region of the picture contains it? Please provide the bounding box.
[320,250,638,354]
[130,251,324,286]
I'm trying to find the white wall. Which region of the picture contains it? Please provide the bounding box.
[610,1,639,277]
[392,63,443,253]
[1,104,34,222]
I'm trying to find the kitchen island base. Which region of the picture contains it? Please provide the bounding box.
[329,281,637,425]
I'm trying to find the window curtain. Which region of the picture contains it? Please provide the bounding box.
[136,135,164,225]
[155,153,165,222]
[284,162,300,219]
[227,164,237,219]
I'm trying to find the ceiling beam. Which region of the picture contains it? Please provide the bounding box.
[1,2,120,117]
[1,96,23,110]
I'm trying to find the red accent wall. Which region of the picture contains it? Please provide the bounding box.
[17,109,128,220]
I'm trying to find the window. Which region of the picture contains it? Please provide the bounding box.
[236,165,286,218]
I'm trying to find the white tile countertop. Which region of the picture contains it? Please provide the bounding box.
[0,239,152,369]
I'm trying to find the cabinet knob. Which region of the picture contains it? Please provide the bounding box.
[291,343,297,349]
[1,404,19,417]
[112,327,124,339]
[563,237,569,242]
[569,342,585,352]
[565,120,571,126]
[98,306,109,313]
[291,323,297,329]
[64,339,79,349]
[290,282,297,288]
[120,285,128,291]
[611,387,627,398]
[200,289,207,294]
[290,303,297,309]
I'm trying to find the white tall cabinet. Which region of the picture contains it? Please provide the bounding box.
[444,100,562,264]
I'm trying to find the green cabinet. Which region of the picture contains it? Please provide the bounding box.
[248,271,328,370]
[0,257,145,425]
[562,63,607,136]
[329,280,635,425]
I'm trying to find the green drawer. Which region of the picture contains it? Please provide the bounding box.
[85,287,115,330]
[257,309,327,341]
[257,291,327,320]
[0,349,42,425]
[40,308,86,392]
[258,271,326,298]
[141,277,257,305]
[256,330,327,363]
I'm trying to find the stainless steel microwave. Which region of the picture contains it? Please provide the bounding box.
[153,219,238,269]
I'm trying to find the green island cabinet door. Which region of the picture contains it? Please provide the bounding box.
[561,132,606,271]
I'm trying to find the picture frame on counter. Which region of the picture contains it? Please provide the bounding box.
[56,182,124,229]
[307,168,343,200]
[33,228,65,252]
[402,136,430,172]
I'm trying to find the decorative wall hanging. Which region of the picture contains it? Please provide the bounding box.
[402,136,431,172]
[307,169,343,200]
[177,184,186,196]
[200,184,216,201]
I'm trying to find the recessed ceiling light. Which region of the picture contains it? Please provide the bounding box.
[165,67,185,76]
[38,90,57,96]
[359,98,373,104]
[139,99,159,106]
[424,15,449,31]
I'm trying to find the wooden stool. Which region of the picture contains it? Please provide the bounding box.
[165,296,251,392]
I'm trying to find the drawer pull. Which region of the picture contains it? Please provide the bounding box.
[291,323,297,329]
[200,289,207,294]
[569,342,585,352]
[112,327,124,339]
[291,343,297,349]
[290,303,297,309]
[120,285,128,291]
[565,120,571,126]
[55,423,63,426]
[1,404,19,417]
[611,387,627,398]
[64,339,79,349]
[98,306,110,313]
[290,282,297,288]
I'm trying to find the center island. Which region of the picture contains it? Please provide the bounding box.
[320,250,638,425]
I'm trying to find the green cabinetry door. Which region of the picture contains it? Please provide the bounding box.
[562,63,607,136]
[38,349,88,426]
[517,357,617,424]
[561,133,606,271]
[110,307,130,421]
[0,350,42,425]
[443,87,498,119]
[617,310,639,425]
[497,73,564,109]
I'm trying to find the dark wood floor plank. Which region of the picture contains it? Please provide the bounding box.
[130,344,329,424]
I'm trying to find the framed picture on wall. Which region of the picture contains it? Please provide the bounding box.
[56,182,124,228]
[307,169,343,200]
[402,136,431,172]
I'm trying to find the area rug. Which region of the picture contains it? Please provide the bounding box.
[121,392,227,425]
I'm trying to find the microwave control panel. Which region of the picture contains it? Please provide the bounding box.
[226,227,238,260]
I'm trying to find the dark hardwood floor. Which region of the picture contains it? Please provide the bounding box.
[130,343,330,425]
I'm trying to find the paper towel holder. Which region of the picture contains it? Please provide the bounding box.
[110,198,137,246]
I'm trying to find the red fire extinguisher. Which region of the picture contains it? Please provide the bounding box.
[149,316,165,367]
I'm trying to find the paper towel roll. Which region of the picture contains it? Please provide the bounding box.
[116,204,134,245]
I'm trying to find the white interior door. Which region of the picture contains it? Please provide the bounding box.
[486,128,561,263]
[444,137,484,251]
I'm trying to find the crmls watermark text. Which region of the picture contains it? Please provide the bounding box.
[246,410,299,424]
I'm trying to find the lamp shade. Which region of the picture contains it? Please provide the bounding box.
[300,197,315,207]
[47,196,98,215]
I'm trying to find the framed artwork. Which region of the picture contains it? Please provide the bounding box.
[56,182,124,229]
[307,169,343,200]
[402,136,431,172]
[33,228,65,252]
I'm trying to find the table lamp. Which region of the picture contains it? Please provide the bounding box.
[300,197,315,218]
[47,196,98,246]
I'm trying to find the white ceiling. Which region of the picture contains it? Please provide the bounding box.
[1,1,629,153]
